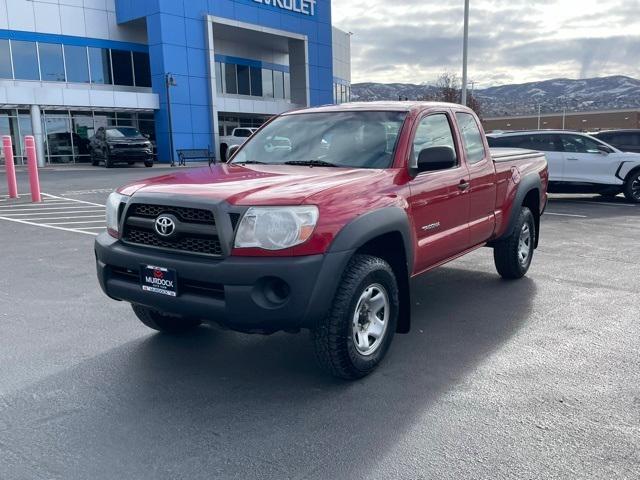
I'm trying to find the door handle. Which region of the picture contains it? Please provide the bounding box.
[567,158,579,161]
[458,180,470,191]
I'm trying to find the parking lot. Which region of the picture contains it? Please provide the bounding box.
[1,166,639,479]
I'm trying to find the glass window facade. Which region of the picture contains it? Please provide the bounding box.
[333,82,351,104]
[88,47,112,85]
[0,40,13,79]
[215,59,290,100]
[38,43,66,82]
[64,45,89,83]
[0,37,153,86]
[0,109,155,166]
[132,51,151,87]
[12,40,39,80]
[111,49,134,86]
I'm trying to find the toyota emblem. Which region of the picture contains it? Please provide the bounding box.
[155,216,176,237]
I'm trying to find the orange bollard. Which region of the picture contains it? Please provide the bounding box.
[2,136,18,199]
[24,136,42,203]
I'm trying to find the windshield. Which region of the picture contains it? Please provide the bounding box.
[231,111,407,169]
[106,127,144,139]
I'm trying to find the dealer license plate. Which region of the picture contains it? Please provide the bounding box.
[140,265,178,297]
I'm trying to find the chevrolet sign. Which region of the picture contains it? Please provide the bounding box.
[253,0,317,16]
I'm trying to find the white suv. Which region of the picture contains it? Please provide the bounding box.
[488,131,640,203]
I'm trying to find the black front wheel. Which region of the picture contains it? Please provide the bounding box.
[132,305,202,334]
[623,170,640,203]
[493,207,536,280]
[312,255,399,380]
[144,160,154,168]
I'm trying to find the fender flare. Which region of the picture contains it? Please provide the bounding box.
[498,173,542,243]
[328,207,414,334]
[328,206,414,270]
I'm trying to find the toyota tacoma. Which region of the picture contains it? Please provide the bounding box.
[95,102,548,379]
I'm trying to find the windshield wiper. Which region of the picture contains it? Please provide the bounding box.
[235,160,268,165]
[284,160,339,167]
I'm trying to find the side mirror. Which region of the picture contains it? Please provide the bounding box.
[597,144,611,155]
[227,144,241,161]
[416,146,457,173]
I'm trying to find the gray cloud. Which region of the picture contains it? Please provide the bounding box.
[332,0,640,86]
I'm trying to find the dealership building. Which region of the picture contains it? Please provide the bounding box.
[0,0,351,165]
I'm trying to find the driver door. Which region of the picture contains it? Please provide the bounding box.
[560,134,620,185]
[408,112,470,274]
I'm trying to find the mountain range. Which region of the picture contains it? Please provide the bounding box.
[350,76,640,118]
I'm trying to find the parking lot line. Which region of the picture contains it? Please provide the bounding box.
[24,214,105,221]
[0,193,106,236]
[0,209,105,216]
[47,220,106,225]
[545,212,588,218]
[0,216,100,236]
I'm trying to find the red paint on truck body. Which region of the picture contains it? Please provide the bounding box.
[118,102,548,276]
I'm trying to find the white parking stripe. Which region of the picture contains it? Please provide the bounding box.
[555,200,636,208]
[0,205,105,214]
[545,212,588,218]
[0,216,99,236]
[24,215,105,221]
[0,193,106,236]
[43,193,105,207]
[0,209,105,217]
[47,220,106,225]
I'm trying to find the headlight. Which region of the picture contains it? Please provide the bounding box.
[234,206,319,250]
[106,192,129,238]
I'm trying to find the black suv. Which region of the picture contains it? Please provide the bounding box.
[592,130,640,153]
[90,127,154,168]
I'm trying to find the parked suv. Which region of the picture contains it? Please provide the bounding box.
[90,127,154,168]
[592,129,640,154]
[487,130,640,202]
[96,102,548,379]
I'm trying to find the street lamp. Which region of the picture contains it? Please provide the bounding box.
[461,0,470,106]
[165,73,177,167]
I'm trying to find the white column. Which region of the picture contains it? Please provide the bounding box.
[30,105,46,167]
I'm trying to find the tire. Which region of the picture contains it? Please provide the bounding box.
[132,305,202,334]
[494,207,536,280]
[312,254,399,380]
[144,160,154,168]
[104,155,114,169]
[623,170,640,203]
[220,144,228,163]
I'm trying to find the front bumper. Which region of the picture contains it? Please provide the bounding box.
[95,233,353,332]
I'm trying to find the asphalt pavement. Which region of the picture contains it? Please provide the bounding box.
[0,165,638,479]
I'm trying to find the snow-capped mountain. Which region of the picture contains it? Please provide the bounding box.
[350,76,640,117]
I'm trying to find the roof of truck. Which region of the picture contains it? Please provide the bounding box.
[284,101,473,114]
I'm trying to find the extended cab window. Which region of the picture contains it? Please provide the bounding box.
[411,114,457,169]
[456,113,486,164]
[232,111,407,169]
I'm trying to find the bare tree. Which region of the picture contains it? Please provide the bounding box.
[420,72,483,119]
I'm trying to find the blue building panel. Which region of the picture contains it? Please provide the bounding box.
[115,0,336,163]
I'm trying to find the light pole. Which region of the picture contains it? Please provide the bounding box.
[461,0,470,106]
[165,72,177,166]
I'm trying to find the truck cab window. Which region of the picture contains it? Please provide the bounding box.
[456,112,486,164]
[412,114,457,169]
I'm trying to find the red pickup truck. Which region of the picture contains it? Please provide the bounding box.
[95,102,548,379]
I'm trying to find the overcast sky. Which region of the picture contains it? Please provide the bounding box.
[332,0,640,87]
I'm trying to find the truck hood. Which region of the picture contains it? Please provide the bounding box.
[119,164,393,205]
